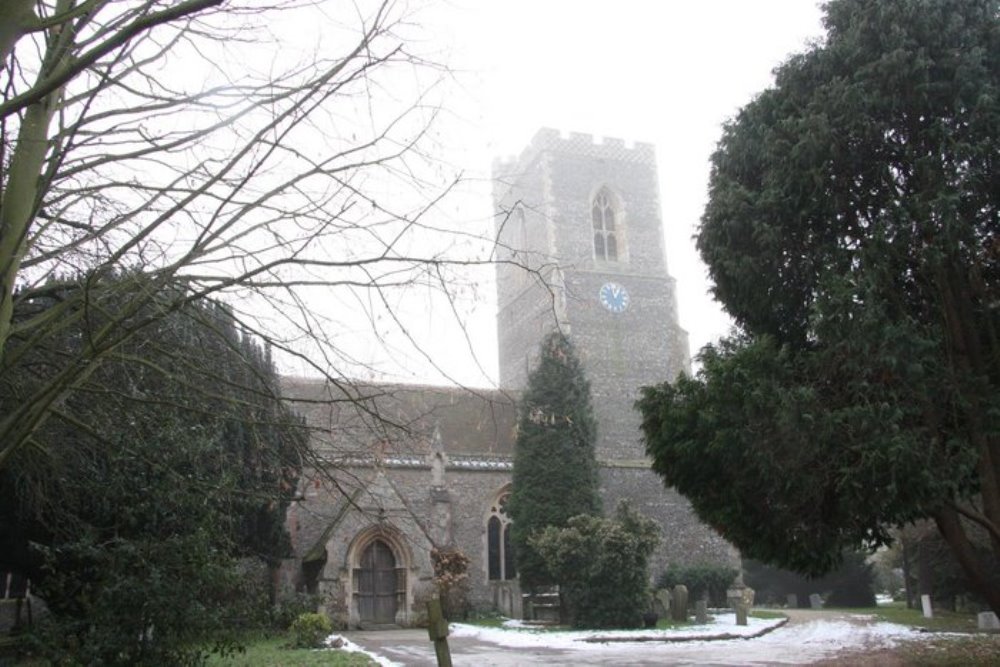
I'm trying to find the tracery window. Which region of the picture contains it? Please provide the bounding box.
[487,493,516,581]
[592,188,618,262]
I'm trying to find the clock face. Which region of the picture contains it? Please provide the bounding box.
[599,282,630,313]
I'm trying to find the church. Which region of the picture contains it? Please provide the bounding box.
[281,128,737,628]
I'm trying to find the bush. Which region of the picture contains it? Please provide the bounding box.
[23,532,263,666]
[288,612,333,649]
[531,502,659,628]
[431,547,471,621]
[657,564,738,607]
[271,592,322,630]
[744,549,877,607]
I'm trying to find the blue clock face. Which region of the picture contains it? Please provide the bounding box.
[599,282,630,313]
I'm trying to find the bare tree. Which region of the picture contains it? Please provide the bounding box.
[0,0,507,470]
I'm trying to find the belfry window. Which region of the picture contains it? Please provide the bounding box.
[592,189,618,262]
[487,493,516,581]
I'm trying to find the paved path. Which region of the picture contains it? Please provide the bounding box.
[342,610,900,666]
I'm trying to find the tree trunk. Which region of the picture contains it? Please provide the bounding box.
[901,537,914,609]
[933,506,1000,617]
[0,0,34,63]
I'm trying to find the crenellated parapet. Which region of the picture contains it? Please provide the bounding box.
[493,127,656,181]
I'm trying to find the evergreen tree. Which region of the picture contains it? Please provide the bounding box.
[638,0,1000,615]
[508,332,601,589]
[0,275,305,664]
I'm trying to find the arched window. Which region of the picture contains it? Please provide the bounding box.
[487,492,516,581]
[592,188,618,262]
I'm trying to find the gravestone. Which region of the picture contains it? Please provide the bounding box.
[978,611,999,630]
[809,593,822,609]
[727,584,755,610]
[735,602,748,626]
[695,600,708,624]
[786,594,798,608]
[653,589,671,617]
[921,594,933,619]
[671,585,689,622]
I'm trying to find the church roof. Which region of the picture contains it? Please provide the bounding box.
[281,377,518,461]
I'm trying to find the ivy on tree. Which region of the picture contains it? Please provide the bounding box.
[638,0,1000,616]
[508,332,601,590]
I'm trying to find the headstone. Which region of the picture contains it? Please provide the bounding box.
[654,589,671,617]
[809,593,822,609]
[735,602,748,626]
[921,594,933,619]
[671,585,689,622]
[726,587,741,610]
[786,593,798,608]
[695,599,708,624]
[727,585,755,610]
[977,611,1000,631]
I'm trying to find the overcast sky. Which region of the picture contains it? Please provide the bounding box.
[401,0,828,383]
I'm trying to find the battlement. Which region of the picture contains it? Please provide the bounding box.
[493,127,656,179]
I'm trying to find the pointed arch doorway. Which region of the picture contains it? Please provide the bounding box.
[355,539,398,624]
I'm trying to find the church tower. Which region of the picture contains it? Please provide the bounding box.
[493,128,690,462]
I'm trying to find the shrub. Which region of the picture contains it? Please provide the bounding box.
[270,592,322,630]
[744,549,877,607]
[288,612,333,649]
[531,502,659,628]
[431,547,471,621]
[657,564,739,607]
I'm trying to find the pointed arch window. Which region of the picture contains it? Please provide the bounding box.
[592,188,619,262]
[487,493,516,581]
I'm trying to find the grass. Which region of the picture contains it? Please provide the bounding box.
[896,634,1000,666]
[829,602,981,633]
[802,602,1000,665]
[203,635,376,667]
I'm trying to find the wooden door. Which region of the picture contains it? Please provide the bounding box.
[357,540,397,624]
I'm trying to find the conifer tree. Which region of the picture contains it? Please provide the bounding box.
[508,332,601,589]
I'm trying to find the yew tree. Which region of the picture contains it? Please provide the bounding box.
[638,0,1000,614]
[508,332,601,589]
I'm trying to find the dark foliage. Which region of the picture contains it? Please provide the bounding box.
[657,564,739,607]
[532,502,659,629]
[745,551,877,608]
[0,275,305,664]
[638,0,1000,615]
[508,332,601,589]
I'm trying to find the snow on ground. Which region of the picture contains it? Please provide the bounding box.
[342,613,938,666]
[327,635,405,667]
[451,613,784,646]
[445,614,928,665]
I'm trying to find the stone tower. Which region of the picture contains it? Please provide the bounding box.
[493,128,690,462]
[492,128,734,574]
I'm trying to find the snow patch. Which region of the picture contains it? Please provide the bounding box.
[446,616,927,664]
[451,613,783,647]
[325,634,404,667]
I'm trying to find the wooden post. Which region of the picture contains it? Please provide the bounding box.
[426,596,452,667]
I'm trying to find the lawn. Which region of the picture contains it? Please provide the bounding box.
[204,636,377,667]
[814,603,1000,666]
[831,602,982,633]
